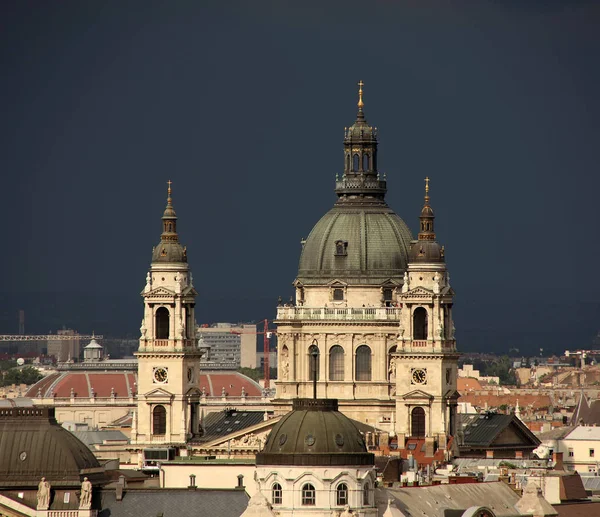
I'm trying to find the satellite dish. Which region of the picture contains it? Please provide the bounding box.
[16,358,25,366]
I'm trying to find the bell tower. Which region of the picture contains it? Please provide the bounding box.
[392,179,459,452]
[133,182,202,446]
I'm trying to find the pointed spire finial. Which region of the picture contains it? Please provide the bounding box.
[424,176,430,204]
[358,80,364,110]
[167,180,173,206]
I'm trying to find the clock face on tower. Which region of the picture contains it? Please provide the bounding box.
[411,368,427,385]
[153,367,168,384]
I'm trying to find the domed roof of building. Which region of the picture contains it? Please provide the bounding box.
[152,181,188,265]
[84,338,103,349]
[297,206,412,285]
[0,406,102,487]
[408,240,444,264]
[256,399,374,466]
[408,178,445,265]
[297,83,413,285]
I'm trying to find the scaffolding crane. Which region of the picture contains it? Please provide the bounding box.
[0,334,102,341]
[231,319,276,389]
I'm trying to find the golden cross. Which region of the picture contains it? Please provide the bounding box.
[425,177,430,194]
[167,180,172,195]
[358,80,364,109]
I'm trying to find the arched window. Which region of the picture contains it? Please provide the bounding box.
[155,307,170,339]
[362,153,369,171]
[301,483,315,506]
[355,345,372,381]
[411,406,426,437]
[152,405,166,435]
[308,344,320,381]
[329,345,345,381]
[336,483,348,506]
[363,482,370,505]
[346,154,350,171]
[413,307,428,340]
[272,483,282,505]
[353,154,359,171]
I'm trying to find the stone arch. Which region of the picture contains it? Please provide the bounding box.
[155,307,170,339]
[461,506,497,517]
[413,307,428,340]
[152,405,167,435]
[411,406,426,437]
[355,345,372,381]
[329,345,345,381]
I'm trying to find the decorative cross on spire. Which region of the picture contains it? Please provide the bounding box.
[167,180,172,205]
[358,80,364,110]
[424,177,430,205]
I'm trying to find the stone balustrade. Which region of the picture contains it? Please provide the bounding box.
[276,306,401,321]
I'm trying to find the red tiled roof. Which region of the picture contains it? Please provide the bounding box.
[27,372,135,398]
[197,372,262,397]
[457,377,483,392]
[26,370,261,398]
[459,393,551,410]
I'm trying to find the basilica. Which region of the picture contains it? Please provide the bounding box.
[127,82,459,456]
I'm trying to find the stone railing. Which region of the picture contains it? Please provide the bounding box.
[49,511,97,517]
[401,340,457,352]
[138,338,197,352]
[276,307,401,321]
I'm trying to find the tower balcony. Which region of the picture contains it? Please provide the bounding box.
[138,338,197,353]
[400,340,457,353]
[275,306,401,322]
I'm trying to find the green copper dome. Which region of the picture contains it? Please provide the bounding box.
[257,399,374,466]
[296,83,412,285]
[297,206,412,285]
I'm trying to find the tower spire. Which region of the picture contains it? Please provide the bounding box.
[357,80,364,111]
[418,177,435,241]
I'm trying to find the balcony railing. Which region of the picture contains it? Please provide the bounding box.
[276,307,401,321]
[139,339,196,352]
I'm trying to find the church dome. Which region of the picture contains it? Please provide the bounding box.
[256,399,374,466]
[297,206,412,285]
[0,406,101,487]
[296,82,413,285]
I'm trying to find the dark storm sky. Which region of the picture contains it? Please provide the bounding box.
[1,1,599,354]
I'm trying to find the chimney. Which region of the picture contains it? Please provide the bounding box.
[553,451,564,470]
[116,475,125,501]
[188,474,197,490]
[236,474,245,490]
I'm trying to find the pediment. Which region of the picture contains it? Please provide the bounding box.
[182,286,198,296]
[381,278,400,287]
[145,286,176,297]
[404,286,433,297]
[401,389,434,401]
[143,387,174,400]
[185,387,202,397]
[327,279,348,287]
[444,389,461,400]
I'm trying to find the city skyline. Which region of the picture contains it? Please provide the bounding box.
[1,2,599,354]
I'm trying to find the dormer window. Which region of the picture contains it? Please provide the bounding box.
[333,288,344,301]
[335,240,348,256]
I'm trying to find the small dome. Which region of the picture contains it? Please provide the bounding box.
[408,240,445,263]
[257,399,374,466]
[84,339,102,349]
[152,242,187,263]
[297,206,412,285]
[0,407,101,486]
